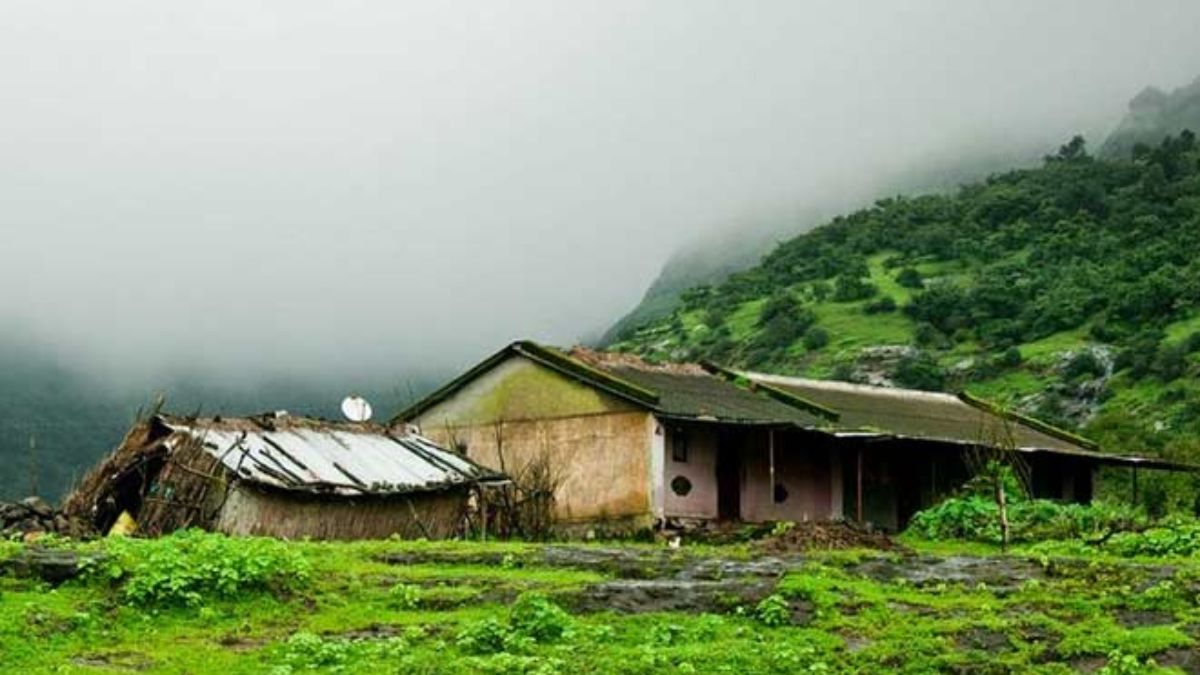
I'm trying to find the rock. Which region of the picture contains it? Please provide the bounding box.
[0,548,94,585]
[19,496,53,518]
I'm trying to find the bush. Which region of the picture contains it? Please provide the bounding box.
[864,296,897,314]
[833,275,877,302]
[893,352,945,391]
[508,593,572,642]
[802,326,830,350]
[456,593,573,655]
[90,529,311,607]
[906,496,1147,545]
[998,346,1023,368]
[755,594,790,627]
[896,267,924,289]
[388,583,422,610]
[1064,350,1107,380]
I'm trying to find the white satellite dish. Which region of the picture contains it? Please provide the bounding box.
[340,395,373,422]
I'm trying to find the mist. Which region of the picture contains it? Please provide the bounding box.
[4,0,1200,385]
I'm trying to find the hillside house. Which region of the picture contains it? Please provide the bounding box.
[396,341,1187,531]
[65,413,505,539]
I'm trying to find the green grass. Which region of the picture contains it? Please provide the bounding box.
[4,533,1200,673]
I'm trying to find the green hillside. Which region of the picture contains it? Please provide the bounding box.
[612,134,1200,509]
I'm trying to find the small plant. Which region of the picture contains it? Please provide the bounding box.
[388,583,422,610]
[770,520,796,537]
[457,618,517,655]
[456,593,573,655]
[755,593,790,627]
[1097,650,1153,675]
[509,593,572,642]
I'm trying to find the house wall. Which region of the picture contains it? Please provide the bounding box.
[412,356,655,525]
[662,423,719,519]
[214,485,468,540]
[740,430,837,523]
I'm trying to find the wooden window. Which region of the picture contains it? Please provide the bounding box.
[671,429,689,463]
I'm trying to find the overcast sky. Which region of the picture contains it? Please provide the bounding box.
[3,1,1200,382]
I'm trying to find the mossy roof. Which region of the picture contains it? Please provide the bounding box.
[742,373,1192,470]
[393,341,825,427]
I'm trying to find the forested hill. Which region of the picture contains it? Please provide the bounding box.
[612,134,1200,504]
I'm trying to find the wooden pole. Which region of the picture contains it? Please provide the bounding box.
[856,448,864,523]
[1132,467,1139,506]
[768,429,776,505]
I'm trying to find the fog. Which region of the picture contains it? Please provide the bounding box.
[4,1,1200,383]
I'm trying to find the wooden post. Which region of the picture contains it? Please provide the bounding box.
[768,429,776,505]
[1132,467,1139,506]
[856,448,864,523]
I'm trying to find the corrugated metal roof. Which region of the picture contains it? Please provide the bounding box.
[160,415,503,496]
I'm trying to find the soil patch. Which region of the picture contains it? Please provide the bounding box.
[71,651,154,671]
[956,627,1011,652]
[1155,647,1200,673]
[754,521,904,554]
[849,555,1044,591]
[1114,608,1176,628]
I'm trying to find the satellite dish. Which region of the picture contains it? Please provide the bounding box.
[340,396,373,422]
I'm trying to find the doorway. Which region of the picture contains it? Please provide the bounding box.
[715,430,741,520]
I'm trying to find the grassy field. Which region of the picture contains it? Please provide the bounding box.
[3,531,1200,674]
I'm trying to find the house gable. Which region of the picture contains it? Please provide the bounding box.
[412,354,641,428]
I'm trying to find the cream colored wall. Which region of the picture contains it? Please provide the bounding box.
[412,355,655,524]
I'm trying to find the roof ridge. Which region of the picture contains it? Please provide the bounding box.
[744,372,964,404]
[957,391,1100,451]
[702,362,840,421]
[512,341,660,406]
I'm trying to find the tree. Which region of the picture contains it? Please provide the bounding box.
[895,267,924,289]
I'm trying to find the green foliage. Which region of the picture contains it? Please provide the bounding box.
[893,351,945,391]
[276,631,409,672]
[508,593,572,642]
[895,267,924,289]
[457,593,573,655]
[387,583,422,610]
[1106,520,1200,557]
[906,495,1146,545]
[88,529,312,607]
[802,326,830,350]
[754,593,790,627]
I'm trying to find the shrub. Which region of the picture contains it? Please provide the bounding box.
[833,275,877,302]
[998,346,1023,368]
[1064,350,1106,380]
[863,296,897,314]
[388,583,422,610]
[508,593,571,642]
[755,594,790,627]
[456,593,572,655]
[896,267,924,289]
[91,529,311,607]
[907,496,1149,546]
[893,352,945,391]
[802,326,830,350]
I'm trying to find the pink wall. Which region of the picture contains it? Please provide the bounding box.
[740,430,836,523]
[661,423,719,519]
